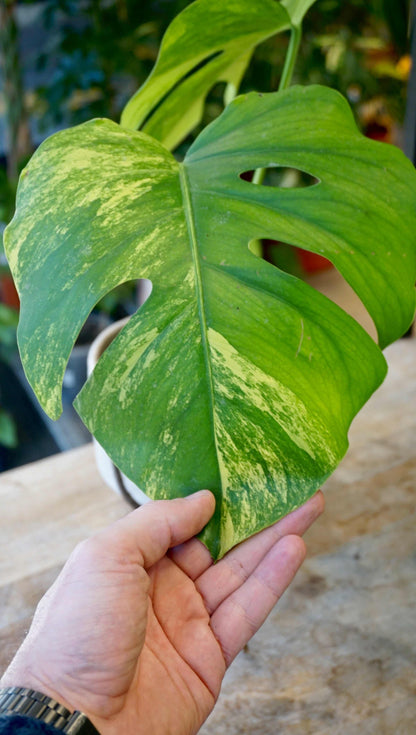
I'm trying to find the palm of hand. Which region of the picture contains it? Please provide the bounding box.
[10,539,222,735]
[86,503,319,735]
[1,491,323,735]
[124,555,225,735]
[42,541,226,734]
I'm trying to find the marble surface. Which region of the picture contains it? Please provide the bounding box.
[1,338,415,734]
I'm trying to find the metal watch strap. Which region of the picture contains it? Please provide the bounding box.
[0,687,100,734]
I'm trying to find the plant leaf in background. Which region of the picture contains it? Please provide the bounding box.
[0,408,17,449]
[5,86,416,559]
[0,303,18,448]
[0,302,18,355]
[281,0,320,28]
[120,0,296,149]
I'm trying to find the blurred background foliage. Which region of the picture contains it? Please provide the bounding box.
[0,0,413,236]
[0,0,413,239]
[0,0,413,448]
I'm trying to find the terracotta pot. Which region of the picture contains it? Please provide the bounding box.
[87,317,151,507]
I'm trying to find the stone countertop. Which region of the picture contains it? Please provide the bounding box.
[1,338,415,734]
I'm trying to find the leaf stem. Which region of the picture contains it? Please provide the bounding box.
[278,22,302,92]
[253,23,302,189]
[251,23,302,250]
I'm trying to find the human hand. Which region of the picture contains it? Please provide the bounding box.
[1,490,324,735]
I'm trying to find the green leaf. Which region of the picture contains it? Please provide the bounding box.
[0,408,17,448]
[120,0,291,149]
[5,86,416,559]
[281,0,319,28]
[0,302,18,331]
[0,302,18,355]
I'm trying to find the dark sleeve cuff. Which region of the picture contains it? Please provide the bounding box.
[0,714,62,734]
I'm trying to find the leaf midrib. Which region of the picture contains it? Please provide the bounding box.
[179,164,222,491]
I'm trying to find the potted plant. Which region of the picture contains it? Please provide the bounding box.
[3,0,416,560]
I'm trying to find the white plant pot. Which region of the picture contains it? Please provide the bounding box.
[87,316,151,507]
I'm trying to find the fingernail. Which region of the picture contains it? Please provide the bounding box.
[185,489,214,502]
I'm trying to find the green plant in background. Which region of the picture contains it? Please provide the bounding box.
[4,0,410,145]
[29,0,189,130]
[4,0,416,559]
[0,0,20,448]
[297,0,412,140]
[0,302,18,448]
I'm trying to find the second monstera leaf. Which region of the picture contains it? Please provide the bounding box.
[120,0,292,149]
[5,86,416,559]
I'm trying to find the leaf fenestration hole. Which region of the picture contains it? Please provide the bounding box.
[240,166,319,189]
[137,278,153,307]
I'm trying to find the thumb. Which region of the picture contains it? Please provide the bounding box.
[96,490,216,568]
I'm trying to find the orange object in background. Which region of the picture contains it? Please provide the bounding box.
[0,274,20,310]
[359,97,399,144]
[297,249,333,274]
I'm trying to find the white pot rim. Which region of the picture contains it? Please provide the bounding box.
[87,315,150,507]
[87,316,130,377]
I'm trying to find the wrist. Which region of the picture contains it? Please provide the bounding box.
[1,652,112,735]
[1,652,74,713]
[0,686,101,733]
[1,662,103,734]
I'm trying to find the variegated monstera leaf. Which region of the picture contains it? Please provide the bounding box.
[120,0,318,150]
[5,86,416,559]
[121,0,282,148]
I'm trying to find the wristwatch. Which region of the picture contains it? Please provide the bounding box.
[0,687,100,734]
